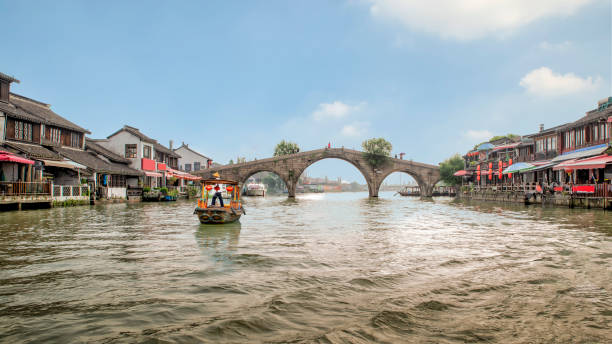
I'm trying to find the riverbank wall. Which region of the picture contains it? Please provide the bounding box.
[457,190,612,210]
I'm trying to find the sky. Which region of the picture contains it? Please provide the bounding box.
[1,0,611,184]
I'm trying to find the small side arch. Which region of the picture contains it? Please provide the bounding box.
[377,168,428,197]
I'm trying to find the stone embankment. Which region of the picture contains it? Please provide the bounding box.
[457,187,612,210]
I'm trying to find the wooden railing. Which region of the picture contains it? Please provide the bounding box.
[469,183,612,198]
[0,181,51,196]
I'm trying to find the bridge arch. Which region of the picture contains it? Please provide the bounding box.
[294,154,375,197]
[235,167,291,194]
[377,168,440,198]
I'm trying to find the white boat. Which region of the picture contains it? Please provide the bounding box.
[246,183,266,196]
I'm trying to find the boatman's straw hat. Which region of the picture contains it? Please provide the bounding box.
[213,172,220,179]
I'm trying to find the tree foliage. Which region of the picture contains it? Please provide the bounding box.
[274,140,300,156]
[361,138,392,168]
[489,134,519,142]
[439,154,465,186]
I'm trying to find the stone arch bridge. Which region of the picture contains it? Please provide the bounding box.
[193,148,440,197]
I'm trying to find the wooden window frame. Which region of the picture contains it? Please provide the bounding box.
[125,144,137,158]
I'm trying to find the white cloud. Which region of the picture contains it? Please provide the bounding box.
[538,41,572,51]
[312,101,362,121]
[369,0,593,40]
[519,67,601,97]
[464,129,493,142]
[341,122,370,137]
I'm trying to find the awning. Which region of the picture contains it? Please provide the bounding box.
[67,160,88,170]
[477,143,494,151]
[41,159,78,169]
[166,167,201,181]
[453,170,471,176]
[492,143,520,152]
[526,162,558,172]
[0,153,35,165]
[551,144,609,162]
[144,171,163,177]
[553,154,612,171]
[502,162,534,174]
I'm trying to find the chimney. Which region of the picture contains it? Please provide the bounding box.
[539,124,544,132]
[169,140,173,149]
[0,72,20,103]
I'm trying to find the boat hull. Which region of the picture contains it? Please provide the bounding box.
[246,189,265,196]
[194,207,242,224]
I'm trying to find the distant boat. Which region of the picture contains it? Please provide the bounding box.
[246,183,266,196]
[397,185,420,196]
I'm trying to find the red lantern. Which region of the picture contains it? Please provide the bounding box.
[226,186,234,192]
[477,165,481,181]
[498,160,503,180]
[488,162,493,180]
[508,159,513,179]
[205,185,213,191]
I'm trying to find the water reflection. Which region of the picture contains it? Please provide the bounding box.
[195,222,242,251]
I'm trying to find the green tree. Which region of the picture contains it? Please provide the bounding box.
[489,133,519,142]
[228,159,234,165]
[274,140,300,156]
[439,154,465,186]
[361,138,392,168]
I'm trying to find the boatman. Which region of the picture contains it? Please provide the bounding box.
[210,183,224,207]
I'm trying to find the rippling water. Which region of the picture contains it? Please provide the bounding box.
[0,192,610,343]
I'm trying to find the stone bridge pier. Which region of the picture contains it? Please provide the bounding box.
[194,148,440,198]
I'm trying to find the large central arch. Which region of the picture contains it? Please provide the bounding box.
[292,154,374,196]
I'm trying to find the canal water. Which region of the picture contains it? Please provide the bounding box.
[0,192,610,343]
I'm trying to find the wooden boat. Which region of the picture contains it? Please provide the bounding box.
[194,179,245,224]
[245,182,266,196]
[397,185,420,196]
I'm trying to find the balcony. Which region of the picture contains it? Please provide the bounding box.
[0,181,90,209]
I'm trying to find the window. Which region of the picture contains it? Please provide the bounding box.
[125,144,137,158]
[185,163,191,172]
[49,127,61,143]
[143,145,151,159]
[594,125,599,141]
[14,121,33,141]
[194,162,201,171]
[70,132,80,147]
[551,136,557,151]
[109,175,126,188]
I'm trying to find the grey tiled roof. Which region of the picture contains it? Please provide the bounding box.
[154,143,181,158]
[4,141,62,160]
[85,138,131,164]
[9,93,90,134]
[55,146,142,176]
[108,125,157,144]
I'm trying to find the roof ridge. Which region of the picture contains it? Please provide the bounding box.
[10,93,50,108]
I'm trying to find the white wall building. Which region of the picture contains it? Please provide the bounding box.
[174,142,212,172]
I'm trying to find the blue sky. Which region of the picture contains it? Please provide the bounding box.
[1,0,610,183]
